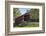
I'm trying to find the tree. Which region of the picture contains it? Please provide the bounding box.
[29,9,39,22]
[13,8,21,18]
[31,9,39,19]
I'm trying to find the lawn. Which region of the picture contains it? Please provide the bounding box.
[14,21,39,28]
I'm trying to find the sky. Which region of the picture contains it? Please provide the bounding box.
[19,8,31,15]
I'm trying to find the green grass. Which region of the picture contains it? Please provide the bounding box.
[14,22,39,28]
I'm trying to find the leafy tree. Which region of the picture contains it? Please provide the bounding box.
[13,8,21,18]
[28,9,39,22]
[31,9,39,19]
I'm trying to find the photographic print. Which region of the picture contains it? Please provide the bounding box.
[13,8,39,28]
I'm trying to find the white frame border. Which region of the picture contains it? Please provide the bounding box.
[10,5,43,32]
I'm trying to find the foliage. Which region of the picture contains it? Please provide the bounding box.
[13,8,21,18]
[30,9,39,19]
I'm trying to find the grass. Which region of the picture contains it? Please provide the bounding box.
[14,21,39,28]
